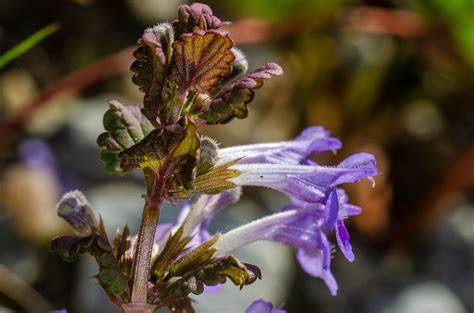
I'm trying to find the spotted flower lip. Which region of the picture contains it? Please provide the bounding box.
[217,126,342,166]
[229,152,377,203]
[245,299,286,313]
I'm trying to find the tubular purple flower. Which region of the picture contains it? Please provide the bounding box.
[229,152,377,203]
[214,209,321,256]
[214,208,338,293]
[245,299,286,313]
[217,126,341,165]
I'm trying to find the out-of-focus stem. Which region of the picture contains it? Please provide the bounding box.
[0,265,53,313]
[121,302,157,313]
[129,170,166,306]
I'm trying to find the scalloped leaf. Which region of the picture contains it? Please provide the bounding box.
[97,100,154,173]
[131,24,174,122]
[170,31,235,94]
[199,63,283,124]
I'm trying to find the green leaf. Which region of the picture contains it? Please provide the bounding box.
[97,100,154,173]
[51,219,128,296]
[0,23,59,70]
[98,268,128,294]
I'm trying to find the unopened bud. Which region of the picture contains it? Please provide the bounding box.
[57,190,98,236]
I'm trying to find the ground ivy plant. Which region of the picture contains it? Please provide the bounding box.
[51,3,378,313]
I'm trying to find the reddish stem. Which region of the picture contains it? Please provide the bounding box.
[129,169,166,306]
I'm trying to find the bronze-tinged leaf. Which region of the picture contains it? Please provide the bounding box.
[118,123,187,172]
[170,31,235,94]
[152,227,193,281]
[160,255,260,299]
[198,63,283,124]
[118,119,200,185]
[131,24,173,122]
[168,234,220,277]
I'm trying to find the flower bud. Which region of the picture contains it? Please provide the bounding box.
[57,190,98,236]
[197,136,219,174]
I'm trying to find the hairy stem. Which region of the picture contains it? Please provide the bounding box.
[130,170,166,305]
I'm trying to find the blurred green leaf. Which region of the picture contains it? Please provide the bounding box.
[0,23,59,70]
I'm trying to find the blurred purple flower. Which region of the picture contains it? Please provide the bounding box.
[19,138,57,170]
[245,299,286,313]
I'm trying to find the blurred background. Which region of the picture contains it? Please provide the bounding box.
[0,0,473,312]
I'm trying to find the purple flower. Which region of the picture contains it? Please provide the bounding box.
[290,188,361,262]
[218,126,341,165]
[213,207,339,294]
[155,188,242,250]
[211,185,364,295]
[230,152,377,203]
[155,126,377,295]
[246,299,286,313]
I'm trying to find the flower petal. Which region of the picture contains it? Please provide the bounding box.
[324,188,339,230]
[296,248,338,296]
[335,219,355,262]
[214,209,322,256]
[334,152,378,185]
[217,126,341,165]
[245,299,286,313]
[231,153,377,203]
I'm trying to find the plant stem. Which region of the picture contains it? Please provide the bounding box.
[130,170,166,305]
[121,303,157,313]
